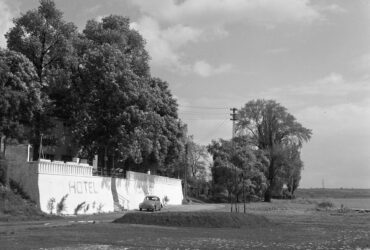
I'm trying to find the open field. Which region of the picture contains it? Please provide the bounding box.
[1,199,370,249]
[295,188,370,199]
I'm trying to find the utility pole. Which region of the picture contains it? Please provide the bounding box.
[230,108,238,212]
[184,139,189,202]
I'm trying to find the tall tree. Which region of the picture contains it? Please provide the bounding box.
[185,137,208,179]
[5,0,78,159]
[82,15,150,78]
[0,49,42,186]
[6,0,77,84]
[236,99,312,202]
[70,16,186,176]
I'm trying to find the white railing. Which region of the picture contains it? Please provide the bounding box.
[29,160,93,176]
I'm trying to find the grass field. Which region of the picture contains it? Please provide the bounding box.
[1,198,369,249]
[295,188,370,199]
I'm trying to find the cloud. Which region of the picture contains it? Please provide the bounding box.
[289,73,354,97]
[128,0,325,75]
[131,0,321,27]
[193,61,233,77]
[0,1,17,48]
[263,73,370,104]
[296,99,370,135]
[131,16,232,76]
[353,53,370,73]
[316,4,346,14]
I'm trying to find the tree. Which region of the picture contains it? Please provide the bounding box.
[186,137,209,179]
[70,16,186,176]
[5,0,78,159]
[183,137,210,198]
[82,15,150,78]
[236,99,312,202]
[0,49,41,186]
[6,0,77,84]
[207,137,268,208]
[281,144,304,196]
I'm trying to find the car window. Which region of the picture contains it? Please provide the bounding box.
[146,196,159,201]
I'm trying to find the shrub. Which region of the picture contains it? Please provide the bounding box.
[74,202,86,215]
[56,194,68,215]
[84,204,90,213]
[9,179,30,200]
[47,198,56,214]
[316,200,335,210]
[163,195,169,206]
[97,203,104,213]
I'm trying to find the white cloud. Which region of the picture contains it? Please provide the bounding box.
[193,61,232,77]
[131,0,321,27]
[296,99,370,135]
[129,0,323,75]
[0,1,16,48]
[316,4,346,14]
[131,17,184,70]
[265,73,370,101]
[131,16,232,76]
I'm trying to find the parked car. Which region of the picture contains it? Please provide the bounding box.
[139,195,162,211]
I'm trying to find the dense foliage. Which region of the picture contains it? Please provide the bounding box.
[207,100,311,203]
[0,49,42,185]
[69,15,186,174]
[236,99,311,201]
[2,0,187,178]
[208,137,268,202]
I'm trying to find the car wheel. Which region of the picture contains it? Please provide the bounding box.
[140,208,142,211]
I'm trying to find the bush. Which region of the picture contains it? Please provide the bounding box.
[47,198,56,214]
[10,179,30,200]
[316,200,335,210]
[56,194,68,215]
[74,202,86,215]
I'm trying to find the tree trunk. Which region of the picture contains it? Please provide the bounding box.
[0,135,9,187]
[243,182,246,213]
[264,187,272,202]
[264,158,274,202]
[104,146,108,176]
[229,192,232,212]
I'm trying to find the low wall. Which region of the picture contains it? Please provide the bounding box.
[10,161,183,215]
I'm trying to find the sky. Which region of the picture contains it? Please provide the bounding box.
[0,0,369,188]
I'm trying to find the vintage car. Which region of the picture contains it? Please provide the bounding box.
[139,195,162,211]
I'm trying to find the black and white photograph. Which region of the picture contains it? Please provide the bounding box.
[0,0,369,249]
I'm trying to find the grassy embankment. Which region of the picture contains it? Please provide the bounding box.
[0,184,48,222]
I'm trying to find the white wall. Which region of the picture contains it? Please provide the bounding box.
[12,161,183,215]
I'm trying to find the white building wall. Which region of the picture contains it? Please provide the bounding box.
[11,161,183,215]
